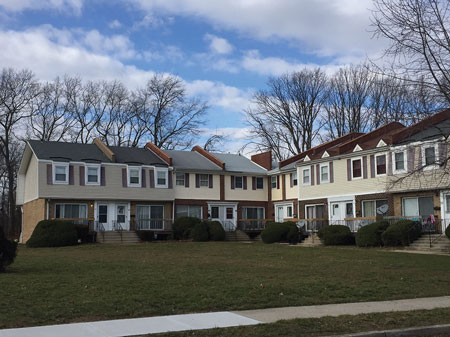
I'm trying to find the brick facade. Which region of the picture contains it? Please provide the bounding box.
[299,198,328,220]
[22,198,46,243]
[392,190,441,219]
[355,193,394,217]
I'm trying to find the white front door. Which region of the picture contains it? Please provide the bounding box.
[276,206,284,222]
[115,204,129,230]
[330,201,353,224]
[441,192,450,231]
[275,203,293,222]
[96,202,130,231]
[209,203,237,231]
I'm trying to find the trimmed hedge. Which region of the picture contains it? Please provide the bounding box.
[0,227,17,272]
[206,221,226,241]
[381,220,421,246]
[355,221,390,247]
[75,225,89,243]
[172,217,201,240]
[27,219,78,248]
[191,222,210,242]
[136,230,154,242]
[446,225,450,239]
[261,221,298,244]
[318,225,355,246]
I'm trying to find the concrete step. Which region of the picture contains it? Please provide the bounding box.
[97,231,141,244]
[225,230,251,242]
[407,235,450,252]
[299,233,323,246]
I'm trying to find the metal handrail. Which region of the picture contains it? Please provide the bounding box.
[222,220,236,232]
[238,219,271,231]
[112,221,124,242]
[132,218,173,231]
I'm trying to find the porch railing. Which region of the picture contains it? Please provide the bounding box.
[131,218,173,231]
[237,219,273,231]
[222,220,236,232]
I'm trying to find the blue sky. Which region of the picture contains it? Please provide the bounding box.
[0,0,386,153]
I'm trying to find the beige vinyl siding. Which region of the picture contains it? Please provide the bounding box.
[285,173,297,200]
[24,154,39,203]
[299,158,387,200]
[271,174,282,201]
[224,175,268,201]
[38,162,174,201]
[173,172,220,200]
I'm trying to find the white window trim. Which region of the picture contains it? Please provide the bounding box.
[319,163,330,184]
[375,153,387,177]
[175,172,185,186]
[242,206,265,220]
[176,205,203,219]
[422,143,439,170]
[198,174,210,188]
[392,150,407,174]
[351,157,363,180]
[55,203,88,219]
[234,176,243,189]
[155,168,168,188]
[128,166,141,187]
[271,175,277,189]
[85,164,101,186]
[53,162,69,184]
[292,171,298,186]
[302,167,311,186]
[255,176,264,190]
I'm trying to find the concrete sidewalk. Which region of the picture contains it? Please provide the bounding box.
[1,296,450,337]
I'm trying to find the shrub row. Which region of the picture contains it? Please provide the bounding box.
[27,220,78,248]
[318,225,355,245]
[381,220,421,246]
[0,227,17,272]
[261,221,299,244]
[355,221,389,247]
[172,216,226,241]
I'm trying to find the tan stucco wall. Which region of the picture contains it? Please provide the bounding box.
[224,175,267,201]
[173,172,220,200]
[24,154,39,203]
[38,162,174,201]
[271,174,282,201]
[285,173,298,200]
[22,198,46,243]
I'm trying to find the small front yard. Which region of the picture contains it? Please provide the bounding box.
[2,243,450,329]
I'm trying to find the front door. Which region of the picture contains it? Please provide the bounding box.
[115,204,129,230]
[98,204,109,230]
[330,201,353,224]
[276,206,284,222]
[97,202,129,231]
[209,204,236,231]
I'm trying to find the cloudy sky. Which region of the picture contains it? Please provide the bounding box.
[0,0,386,152]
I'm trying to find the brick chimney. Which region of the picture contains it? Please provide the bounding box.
[144,142,172,165]
[191,146,225,169]
[93,138,115,162]
[251,151,272,170]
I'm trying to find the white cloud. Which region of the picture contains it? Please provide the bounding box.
[108,19,122,29]
[0,0,83,14]
[204,33,233,54]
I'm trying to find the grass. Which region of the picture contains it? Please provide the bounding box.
[1,242,450,329]
[153,308,450,337]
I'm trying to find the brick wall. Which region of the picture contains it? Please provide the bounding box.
[392,191,441,218]
[299,198,328,219]
[22,198,46,243]
[355,193,394,217]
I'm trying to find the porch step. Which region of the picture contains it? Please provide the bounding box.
[299,233,323,247]
[96,231,141,244]
[407,235,450,252]
[225,230,251,242]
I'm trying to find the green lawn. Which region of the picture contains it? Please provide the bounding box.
[2,243,450,329]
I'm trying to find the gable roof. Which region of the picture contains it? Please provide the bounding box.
[212,152,267,174]
[163,150,223,171]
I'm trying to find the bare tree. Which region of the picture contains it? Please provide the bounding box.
[0,68,39,234]
[246,68,328,161]
[203,132,227,152]
[371,0,450,104]
[133,74,208,150]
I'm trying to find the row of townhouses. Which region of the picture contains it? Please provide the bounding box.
[16,108,450,242]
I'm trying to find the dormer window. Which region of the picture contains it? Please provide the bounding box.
[53,163,69,184]
[128,167,141,187]
[375,154,386,176]
[352,158,362,179]
[86,165,100,185]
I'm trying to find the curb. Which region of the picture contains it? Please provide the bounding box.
[329,323,450,337]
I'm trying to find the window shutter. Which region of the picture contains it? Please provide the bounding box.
[316,164,320,185]
[407,147,415,172]
[370,155,375,178]
[195,174,200,188]
[231,175,235,189]
[168,171,173,189]
[276,175,280,189]
[149,169,155,188]
[417,147,422,171]
[121,168,127,187]
[439,142,448,167]
[252,176,256,190]
[208,174,213,188]
[290,173,293,188]
[141,168,146,188]
[363,156,368,179]
[329,162,334,183]
[243,176,247,190]
[311,165,315,185]
[185,173,189,187]
[387,152,393,176]
[46,164,52,185]
[69,165,74,185]
[101,167,106,186]
[80,166,85,186]
[347,159,351,181]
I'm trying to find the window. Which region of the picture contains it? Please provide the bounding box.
[199,174,209,187]
[352,158,362,179]
[55,203,87,219]
[376,154,386,175]
[425,146,436,166]
[287,206,293,217]
[128,167,140,186]
[362,200,388,217]
[155,169,167,187]
[242,207,264,220]
[302,168,310,185]
[136,205,164,230]
[271,176,277,188]
[86,165,100,185]
[394,151,406,173]
[226,208,233,219]
[306,204,325,219]
[320,164,329,183]
[211,206,219,218]
[402,196,434,217]
[176,205,202,219]
[256,177,264,189]
[235,176,243,189]
[53,163,69,184]
[98,205,107,223]
[446,195,450,213]
[176,173,185,186]
[346,203,353,217]
[292,171,298,186]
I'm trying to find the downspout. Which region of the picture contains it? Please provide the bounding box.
[46,199,50,220]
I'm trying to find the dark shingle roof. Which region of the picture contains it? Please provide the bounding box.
[109,146,167,166]
[396,119,450,145]
[163,150,223,171]
[212,153,267,174]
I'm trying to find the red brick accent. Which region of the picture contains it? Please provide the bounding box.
[93,138,115,162]
[220,175,225,201]
[251,151,271,170]
[144,142,172,165]
[191,146,225,169]
[355,193,394,218]
[298,198,328,220]
[282,174,286,200]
